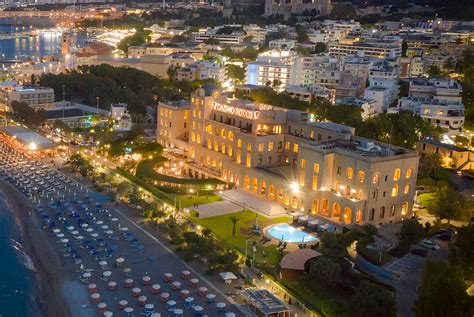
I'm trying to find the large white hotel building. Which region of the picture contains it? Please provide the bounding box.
[157,84,419,227]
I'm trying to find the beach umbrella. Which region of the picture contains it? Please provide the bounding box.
[116,257,125,265]
[105,230,113,235]
[53,229,61,233]
[119,227,129,232]
[82,272,91,278]
[76,235,84,240]
[101,225,109,230]
[61,238,69,243]
[67,226,74,231]
[71,231,79,235]
[111,218,118,222]
[103,271,112,278]
[56,233,65,238]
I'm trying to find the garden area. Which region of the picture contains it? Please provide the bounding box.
[190,210,291,268]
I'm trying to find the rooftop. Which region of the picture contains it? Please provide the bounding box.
[245,289,290,314]
[1,126,57,150]
[419,139,470,152]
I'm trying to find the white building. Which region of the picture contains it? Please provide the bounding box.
[269,39,297,50]
[175,60,225,82]
[110,103,128,121]
[364,86,392,114]
[193,27,245,45]
[367,59,400,109]
[329,37,402,59]
[4,87,55,109]
[390,78,465,133]
[246,50,296,90]
[285,85,331,102]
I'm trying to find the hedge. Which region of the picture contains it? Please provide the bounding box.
[135,158,225,186]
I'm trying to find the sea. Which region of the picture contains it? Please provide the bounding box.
[0,192,41,317]
[0,23,89,60]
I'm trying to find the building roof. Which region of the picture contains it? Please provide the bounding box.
[45,108,94,120]
[420,138,470,152]
[1,126,57,150]
[280,249,321,270]
[245,289,290,314]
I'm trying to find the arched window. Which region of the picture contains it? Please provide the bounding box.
[358,171,365,183]
[284,193,289,205]
[373,172,380,184]
[311,199,319,214]
[390,204,396,217]
[228,131,234,141]
[369,208,375,221]
[406,168,412,179]
[252,178,258,193]
[343,207,352,224]
[346,167,354,179]
[221,129,226,138]
[277,187,283,202]
[391,185,398,197]
[260,181,267,196]
[402,201,409,215]
[291,196,298,209]
[332,203,341,219]
[356,210,363,223]
[404,184,410,194]
[207,124,213,134]
[394,168,401,181]
[321,200,329,216]
[380,206,385,219]
[269,184,275,200]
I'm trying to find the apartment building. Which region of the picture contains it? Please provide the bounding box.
[4,87,55,109]
[157,100,190,149]
[157,85,419,226]
[193,27,245,45]
[264,0,331,18]
[367,59,400,109]
[175,60,225,82]
[127,46,205,60]
[416,139,473,171]
[390,78,465,133]
[329,37,402,59]
[246,51,296,90]
[335,71,366,100]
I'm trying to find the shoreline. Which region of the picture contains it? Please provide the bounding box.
[0,181,72,317]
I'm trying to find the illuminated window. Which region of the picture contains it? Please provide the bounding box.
[391,185,398,197]
[404,184,410,194]
[246,155,251,167]
[196,135,200,144]
[269,184,275,200]
[207,124,213,134]
[221,129,226,138]
[393,168,401,181]
[301,159,306,169]
[291,196,298,209]
[373,173,380,184]
[221,143,226,154]
[312,176,318,190]
[236,153,241,164]
[277,187,283,202]
[401,202,408,215]
[260,181,266,196]
[237,139,242,148]
[191,133,195,142]
[299,173,305,186]
[247,143,252,151]
[252,178,258,192]
[313,163,319,173]
[268,142,273,151]
[244,176,250,190]
[358,171,365,183]
[207,139,211,149]
[228,131,234,141]
[346,167,353,179]
[406,168,412,179]
[228,147,233,156]
[258,143,264,152]
[192,121,196,129]
[214,141,218,151]
[293,144,299,153]
[285,142,290,150]
[284,193,289,205]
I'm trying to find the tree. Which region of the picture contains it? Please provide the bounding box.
[454,224,474,270]
[330,3,357,20]
[118,27,151,53]
[443,57,456,71]
[401,40,408,57]
[10,100,47,126]
[419,153,442,177]
[426,65,442,77]
[309,257,341,289]
[413,261,473,317]
[228,215,240,238]
[295,24,308,43]
[313,42,326,54]
[426,186,471,222]
[225,64,245,84]
[351,281,397,317]
[400,219,424,245]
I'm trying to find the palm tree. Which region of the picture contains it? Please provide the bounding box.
[229,215,240,238]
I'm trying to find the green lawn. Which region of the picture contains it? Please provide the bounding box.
[418,193,434,207]
[171,193,222,208]
[190,210,291,266]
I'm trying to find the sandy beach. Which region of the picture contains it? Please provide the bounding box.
[0,181,72,317]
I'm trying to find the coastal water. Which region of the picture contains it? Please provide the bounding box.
[0,23,88,60]
[0,192,40,317]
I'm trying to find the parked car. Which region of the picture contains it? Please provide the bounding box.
[421,239,440,250]
[411,248,429,257]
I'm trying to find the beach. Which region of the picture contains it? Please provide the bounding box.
[0,181,72,317]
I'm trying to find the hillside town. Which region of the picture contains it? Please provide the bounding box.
[0,1,472,317]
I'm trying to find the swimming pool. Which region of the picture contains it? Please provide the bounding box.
[266,223,318,244]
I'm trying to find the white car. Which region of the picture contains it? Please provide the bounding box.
[421,239,440,250]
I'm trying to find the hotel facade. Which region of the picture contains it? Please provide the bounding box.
[157,85,419,227]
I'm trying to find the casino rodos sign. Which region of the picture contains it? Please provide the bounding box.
[212,102,260,120]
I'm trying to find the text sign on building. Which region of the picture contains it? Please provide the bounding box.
[212,102,260,120]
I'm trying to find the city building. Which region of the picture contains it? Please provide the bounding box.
[335,71,366,100]
[157,85,419,226]
[416,139,473,171]
[336,97,378,120]
[193,27,245,45]
[110,103,128,121]
[367,59,400,109]
[285,85,331,102]
[329,37,402,59]
[157,100,190,149]
[175,60,225,82]
[264,0,331,18]
[246,50,296,90]
[245,289,291,317]
[269,39,297,50]
[2,87,55,109]
[391,78,465,133]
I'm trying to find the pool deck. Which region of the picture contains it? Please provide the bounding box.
[262,223,320,247]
